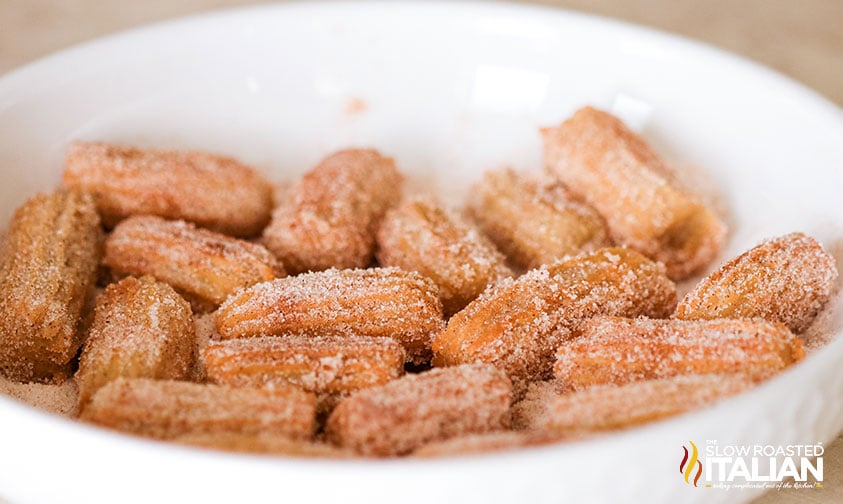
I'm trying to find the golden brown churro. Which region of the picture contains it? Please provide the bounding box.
[215,267,445,364]
[76,276,195,409]
[63,142,273,236]
[262,149,403,273]
[203,335,405,395]
[513,374,753,434]
[413,431,563,458]
[553,316,804,390]
[542,107,726,279]
[675,232,838,333]
[174,432,354,458]
[103,215,285,310]
[376,196,512,315]
[465,168,610,269]
[432,248,676,384]
[81,378,317,440]
[325,364,512,456]
[0,190,102,382]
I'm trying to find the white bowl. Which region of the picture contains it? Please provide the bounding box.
[1,2,841,503]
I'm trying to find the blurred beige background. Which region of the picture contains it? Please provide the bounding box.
[1,0,841,105]
[0,1,840,503]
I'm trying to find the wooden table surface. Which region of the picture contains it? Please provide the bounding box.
[0,1,840,503]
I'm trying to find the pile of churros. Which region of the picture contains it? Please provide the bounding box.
[0,106,837,458]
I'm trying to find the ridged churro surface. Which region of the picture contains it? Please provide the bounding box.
[376,196,512,315]
[676,232,838,333]
[0,190,102,382]
[542,107,726,279]
[204,335,405,394]
[554,316,804,390]
[466,168,609,269]
[263,149,403,273]
[513,374,753,434]
[63,142,273,236]
[325,364,512,456]
[104,215,284,309]
[82,378,317,440]
[76,276,195,409]
[215,267,444,363]
[432,248,676,383]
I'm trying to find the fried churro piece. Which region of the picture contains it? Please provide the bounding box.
[76,276,195,409]
[554,316,804,390]
[542,107,726,279]
[63,142,273,236]
[175,432,354,457]
[103,215,285,310]
[432,248,676,384]
[81,378,317,440]
[675,233,838,333]
[203,335,405,395]
[413,431,563,458]
[263,149,403,273]
[325,364,512,456]
[513,374,753,434]
[215,268,444,363]
[376,196,512,315]
[465,168,609,269]
[0,191,102,382]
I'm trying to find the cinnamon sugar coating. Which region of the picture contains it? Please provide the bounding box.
[76,276,195,409]
[0,190,102,382]
[376,196,512,315]
[432,248,676,384]
[63,142,273,236]
[513,374,753,434]
[175,432,354,458]
[262,149,403,274]
[103,215,284,310]
[325,364,512,456]
[466,168,610,269]
[554,316,804,390]
[203,335,405,395]
[82,378,317,440]
[542,107,726,279]
[413,430,563,458]
[215,267,445,364]
[675,232,838,333]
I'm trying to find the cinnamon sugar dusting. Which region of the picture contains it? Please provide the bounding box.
[0,376,79,417]
[0,109,841,459]
[513,374,753,434]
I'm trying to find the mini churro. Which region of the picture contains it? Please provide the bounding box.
[376,196,512,315]
[76,276,195,409]
[432,248,676,384]
[203,335,405,395]
[675,232,838,333]
[325,364,512,456]
[542,107,726,279]
[103,215,285,310]
[262,149,403,273]
[63,142,273,236]
[215,267,445,364]
[554,316,804,390]
[81,378,317,440]
[0,190,102,382]
[465,168,610,269]
[413,431,560,458]
[174,432,354,458]
[513,374,753,434]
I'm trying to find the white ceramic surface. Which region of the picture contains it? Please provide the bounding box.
[0,2,842,503]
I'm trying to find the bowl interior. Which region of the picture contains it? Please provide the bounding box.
[0,2,842,504]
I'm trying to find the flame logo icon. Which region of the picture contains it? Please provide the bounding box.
[680,440,703,487]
